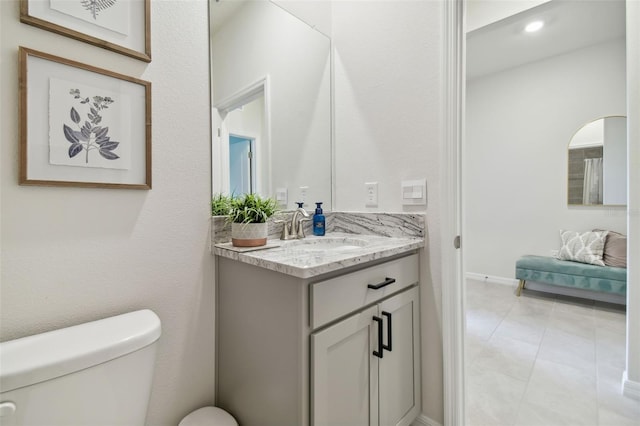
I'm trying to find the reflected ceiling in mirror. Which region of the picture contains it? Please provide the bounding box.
[568,116,627,206]
[210,0,332,211]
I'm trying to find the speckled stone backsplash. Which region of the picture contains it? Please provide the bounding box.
[329,212,424,238]
[211,211,425,247]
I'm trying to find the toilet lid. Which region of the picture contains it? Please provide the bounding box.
[179,407,238,426]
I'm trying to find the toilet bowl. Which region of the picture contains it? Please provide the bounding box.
[179,406,238,426]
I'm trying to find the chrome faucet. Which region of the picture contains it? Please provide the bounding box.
[278,204,311,240]
[290,206,311,238]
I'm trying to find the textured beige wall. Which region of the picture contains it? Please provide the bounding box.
[0,1,215,424]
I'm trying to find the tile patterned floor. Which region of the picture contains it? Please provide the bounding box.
[465,279,640,426]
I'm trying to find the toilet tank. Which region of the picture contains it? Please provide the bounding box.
[0,309,161,426]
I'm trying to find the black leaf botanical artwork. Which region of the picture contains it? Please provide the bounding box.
[65,89,120,164]
[80,0,117,20]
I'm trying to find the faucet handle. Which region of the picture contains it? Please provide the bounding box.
[274,219,291,240]
[297,218,312,238]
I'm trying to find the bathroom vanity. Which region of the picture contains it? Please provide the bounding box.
[213,214,424,426]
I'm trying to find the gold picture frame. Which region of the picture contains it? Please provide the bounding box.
[20,0,151,62]
[19,47,152,189]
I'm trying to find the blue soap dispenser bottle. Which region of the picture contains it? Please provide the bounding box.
[313,202,325,236]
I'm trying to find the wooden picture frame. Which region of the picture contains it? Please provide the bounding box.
[20,0,151,62]
[19,47,152,189]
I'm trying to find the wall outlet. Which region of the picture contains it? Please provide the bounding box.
[365,182,378,207]
[550,249,559,257]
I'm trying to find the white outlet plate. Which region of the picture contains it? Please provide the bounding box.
[365,182,378,207]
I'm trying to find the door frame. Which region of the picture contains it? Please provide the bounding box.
[441,0,466,424]
[442,1,640,421]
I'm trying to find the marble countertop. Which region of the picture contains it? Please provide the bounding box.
[213,232,424,279]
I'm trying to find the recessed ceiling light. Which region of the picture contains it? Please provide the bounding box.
[525,20,544,33]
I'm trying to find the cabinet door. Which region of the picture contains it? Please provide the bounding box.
[378,287,421,426]
[311,305,379,426]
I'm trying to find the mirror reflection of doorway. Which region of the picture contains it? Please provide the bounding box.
[229,134,255,196]
[214,88,267,198]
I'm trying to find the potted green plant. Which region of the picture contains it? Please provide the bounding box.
[211,193,234,244]
[211,193,233,216]
[228,193,278,247]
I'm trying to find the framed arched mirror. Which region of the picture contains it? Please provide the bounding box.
[568,116,627,205]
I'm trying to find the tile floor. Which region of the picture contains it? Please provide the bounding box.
[464,278,640,426]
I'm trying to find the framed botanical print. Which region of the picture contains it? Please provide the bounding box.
[19,47,152,189]
[20,0,151,62]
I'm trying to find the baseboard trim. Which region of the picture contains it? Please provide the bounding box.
[466,272,518,287]
[412,413,443,426]
[623,371,640,400]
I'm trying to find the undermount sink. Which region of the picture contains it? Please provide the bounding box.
[285,237,370,253]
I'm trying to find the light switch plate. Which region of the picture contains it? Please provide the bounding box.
[276,187,288,207]
[365,182,378,207]
[299,186,309,205]
[401,179,427,205]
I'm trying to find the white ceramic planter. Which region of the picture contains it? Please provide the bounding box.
[231,222,268,247]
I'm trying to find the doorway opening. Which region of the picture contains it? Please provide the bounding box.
[229,134,256,196]
[212,77,270,198]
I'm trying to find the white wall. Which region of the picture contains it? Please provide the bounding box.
[274,0,332,38]
[603,116,627,205]
[466,0,550,32]
[465,38,627,279]
[332,1,444,423]
[0,1,214,424]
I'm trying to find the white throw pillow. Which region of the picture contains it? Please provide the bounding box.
[557,230,608,266]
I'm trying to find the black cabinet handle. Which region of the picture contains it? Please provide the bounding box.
[367,277,396,290]
[382,311,392,352]
[372,316,384,358]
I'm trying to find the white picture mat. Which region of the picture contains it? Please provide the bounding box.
[26,54,147,185]
[49,77,133,170]
[49,0,130,35]
[27,0,144,53]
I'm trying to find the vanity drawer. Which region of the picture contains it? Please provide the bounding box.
[310,253,419,329]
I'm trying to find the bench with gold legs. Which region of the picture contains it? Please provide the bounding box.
[515,255,626,300]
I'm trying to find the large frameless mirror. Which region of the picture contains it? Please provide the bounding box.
[210,0,332,210]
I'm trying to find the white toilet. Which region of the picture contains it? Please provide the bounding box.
[0,309,237,426]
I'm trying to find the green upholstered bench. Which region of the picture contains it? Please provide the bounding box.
[515,255,626,298]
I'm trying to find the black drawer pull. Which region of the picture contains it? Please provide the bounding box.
[372,316,384,358]
[382,311,392,352]
[367,277,396,290]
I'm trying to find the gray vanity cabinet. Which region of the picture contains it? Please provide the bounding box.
[215,252,421,426]
[311,286,420,426]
